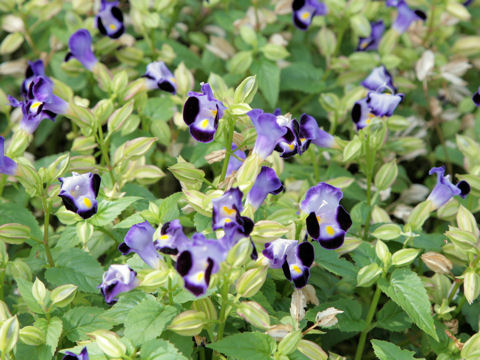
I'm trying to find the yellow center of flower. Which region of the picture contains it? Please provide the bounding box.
[170,77,176,83]
[292,265,302,274]
[366,113,375,125]
[225,218,231,223]
[210,109,218,117]
[109,24,116,30]
[326,225,335,236]
[200,119,209,129]
[222,206,236,216]
[196,272,204,281]
[30,101,42,111]
[316,216,323,224]
[288,143,295,150]
[361,42,368,49]
[302,12,310,20]
[159,235,169,241]
[300,138,306,142]
[83,197,92,208]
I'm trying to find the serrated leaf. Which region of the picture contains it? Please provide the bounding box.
[251,59,280,108]
[376,301,412,332]
[158,193,182,223]
[371,339,419,360]
[378,268,438,340]
[35,317,63,360]
[64,306,114,342]
[125,298,178,345]
[15,278,44,314]
[88,197,140,226]
[104,291,149,324]
[314,243,358,281]
[141,339,188,360]
[207,332,276,360]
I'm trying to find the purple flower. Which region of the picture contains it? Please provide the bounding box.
[298,114,335,152]
[63,347,89,360]
[22,60,44,96]
[357,21,385,51]
[274,114,301,158]
[58,172,101,219]
[155,219,189,255]
[98,264,138,304]
[473,87,480,106]
[292,0,327,30]
[65,29,98,71]
[351,98,373,130]
[226,145,246,177]
[391,0,427,34]
[96,0,124,39]
[143,61,177,94]
[246,166,283,210]
[0,137,17,176]
[176,233,227,296]
[118,221,161,268]
[366,91,404,117]
[212,188,254,236]
[183,83,226,143]
[464,0,474,6]
[9,76,69,133]
[361,66,396,93]
[427,166,470,210]
[300,183,352,249]
[248,109,287,160]
[263,239,314,288]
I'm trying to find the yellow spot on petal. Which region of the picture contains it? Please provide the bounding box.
[170,77,176,83]
[196,272,204,281]
[361,42,368,49]
[316,216,323,224]
[83,197,92,208]
[30,101,42,111]
[109,24,116,30]
[210,109,218,117]
[159,235,169,241]
[224,218,231,223]
[302,12,310,20]
[222,206,236,216]
[288,143,295,150]
[326,225,335,236]
[200,119,209,129]
[300,138,306,142]
[292,265,302,274]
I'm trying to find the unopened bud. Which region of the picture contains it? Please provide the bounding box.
[461,332,480,359]
[50,284,77,308]
[205,150,226,164]
[0,316,19,353]
[108,100,133,134]
[192,298,217,322]
[19,326,45,346]
[375,240,391,267]
[446,3,471,21]
[174,62,194,96]
[372,223,401,241]
[421,252,453,274]
[233,76,258,104]
[2,15,24,33]
[357,263,382,287]
[115,137,157,162]
[32,278,48,308]
[315,307,343,327]
[301,285,319,306]
[343,136,361,163]
[88,330,126,358]
[407,200,431,230]
[168,310,207,336]
[236,266,268,298]
[117,47,144,66]
[236,153,263,192]
[445,226,477,251]
[139,269,169,291]
[0,32,24,55]
[374,161,398,191]
[168,157,205,191]
[464,269,480,305]
[227,237,252,267]
[297,340,328,360]
[277,330,302,355]
[236,301,270,330]
[457,206,478,236]
[250,221,289,244]
[0,223,30,245]
[290,289,306,323]
[391,248,420,267]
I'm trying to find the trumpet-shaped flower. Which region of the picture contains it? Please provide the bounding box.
[155,219,189,255]
[263,239,314,288]
[98,264,138,304]
[301,183,352,249]
[96,0,125,39]
[357,21,385,52]
[58,172,101,219]
[274,114,301,158]
[22,60,45,96]
[390,0,427,34]
[212,188,254,234]
[298,114,335,152]
[118,221,161,268]
[143,61,177,94]
[246,166,283,210]
[427,166,470,210]
[63,347,89,360]
[65,29,98,71]
[292,0,327,30]
[0,137,17,176]
[183,83,226,143]
[226,145,246,177]
[248,109,287,160]
[366,91,404,117]
[362,66,396,93]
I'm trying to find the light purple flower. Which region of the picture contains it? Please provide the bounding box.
[366,91,404,117]
[63,347,89,360]
[22,60,45,96]
[143,61,177,94]
[300,182,352,249]
[248,109,287,160]
[246,166,283,210]
[155,219,189,255]
[427,166,470,210]
[183,83,226,143]
[274,114,301,158]
[118,221,161,268]
[212,188,254,236]
[391,0,427,34]
[96,0,124,39]
[98,264,138,304]
[292,0,327,30]
[226,145,246,177]
[361,66,396,93]
[58,172,101,219]
[357,21,385,52]
[65,29,98,71]
[351,98,373,130]
[298,113,335,152]
[263,239,314,288]
[0,137,17,176]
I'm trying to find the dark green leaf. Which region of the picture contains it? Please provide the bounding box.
[141,339,188,360]
[64,306,114,342]
[207,332,276,360]
[376,301,412,332]
[251,59,280,108]
[371,339,418,360]
[88,197,140,226]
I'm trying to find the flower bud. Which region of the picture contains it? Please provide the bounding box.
[356,263,382,287]
[130,165,166,185]
[32,278,48,308]
[8,130,32,158]
[235,153,263,193]
[47,153,70,183]
[168,157,205,191]
[236,301,270,330]
[116,137,157,162]
[374,161,398,191]
[0,316,19,354]
[315,27,336,58]
[111,71,129,97]
[117,47,144,67]
[445,226,477,251]
[371,223,401,241]
[228,103,252,115]
[183,190,220,217]
[192,298,218,322]
[239,26,257,47]
[266,324,292,340]
[375,240,391,267]
[343,136,361,163]
[227,237,252,267]
[464,269,480,305]
[371,206,391,224]
[174,62,194,97]
[297,339,328,360]
[227,51,253,74]
[416,50,434,81]
[457,206,478,236]
[421,252,453,274]
[319,93,340,113]
[379,28,399,55]
[56,206,82,225]
[290,289,306,323]
[0,302,10,322]
[6,259,32,281]
[0,223,30,245]
[261,44,289,61]
[277,330,302,355]
[88,330,126,358]
[446,3,471,21]
[0,32,24,55]
[19,326,45,346]
[92,63,112,92]
[236,266,268,298]
[71,136,97,154]
[315,307,343,327]
[168,310,207,336]
[350,14,370,37]
[138,269,168,291]
[2,15,24,33]
[234,76,258,104]
[67,103,96,129]
[461,332,480,359]
[406,200,431,230]
[391,248,420,267]
[108,100,133,134]
[50,284,77,308]
[76,221,93,248]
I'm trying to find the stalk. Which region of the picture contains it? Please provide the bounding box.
[41,197,55,267]
[219,117,234,182]
[354,285,382,360]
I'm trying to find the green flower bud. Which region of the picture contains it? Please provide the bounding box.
[192,297,218,322]
[52,78,74,101]
[92,63,112,92]
[350,14,370,37]
[114,137,157,162]
[343,136,361,163]
[227,237,252,267]
[375,240,391,268]
[50,284,77,308]
[406,201,431,230]
[461,332,480,359]
[277,330,302,356]
[8,130,32,158]
[234,76,257,104]
[168,157,205,190]
[457,206,478,236]
[19,326,45,346]
[391,248,420,267]
[374,161,398,191]
[0,223,30,245]
[235,266,267,298]
[445,226,477,251]
[315,27,336,58]
[261,44,289,61]
[0,32,23,55]
[111,70,129,97]
[116,47,144,67]
[76,221,93,247]
[379,29,399,56]
[319,93,340,113]
[67,103,96,129]
[88,330,126,358]
[208,73,230,103]
[297,339,328,360]
[56,206,82,225]
[371,206,392,224]
[235,153,263,193]
[239,26,257,48]
[250,221,289,244]
[121,114,141,136]
[227,51,253,75]
[421,252,453,274]
[174,62,194,97]
[32,278,48,309]
[0,301,11,322]
[108,100,133,134]
[138,269,169,291]
[236,301,270,330]
[356,263,382,287]
[168,310,206,336]
[71,136,97,154]
[6,259,31,281]
[228,103,252,116]
[325,177,354,189]
[129,165,166,185]
[372,223,401,241]
[446,3,471,21]
[464,269,480,305]
[0,316,19,354]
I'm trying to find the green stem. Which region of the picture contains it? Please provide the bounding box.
[311,148,320,183]
[354,285,382,360]
[363,136,376,242]
[0,269,4,301]
[448,279,462,304]
[0,175,7,198]
[97,125,115,184]
[199,346,206,360]
[168,276,173,305]
[216,275,231,342]
[41,197,54,268]
[219,118,234,182]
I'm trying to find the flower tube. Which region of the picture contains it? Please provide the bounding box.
[427,166,470,210]
[65,29,98,71]
[58,172,101,219]
[246,166,283,210]
[98,264,138,304]
[118,221,161,268]
[0,137,17,176]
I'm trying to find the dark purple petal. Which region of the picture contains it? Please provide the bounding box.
[155,219,189,255]
[393,1,427,34]
[144,61,176,94]
[22,60,45,96]
[248,109,287,160]
[98,264,137,304]
[120,221,161,268]
[356,20,385,51]
[246,166,283,209]
[0,136,17,176]
[351,98,371,130]
[96,1,124,39]
[473,87,480,106]
[457,180,470,198]
[67,29,98,71]
[299,114,335,149]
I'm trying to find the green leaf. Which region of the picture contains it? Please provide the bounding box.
[0,203,42,241]
[207,332,276,360]
[125,298,178,345]
[64,306,114,342]
[314,243,358,282]
[158,193,182,223]
[105,291,148,324]
[35,317,63,360]
[46,248,103,293]
[15,278,44,314]
[141,339,188,360]
[280,62,325,94]
[376,301,412,332]
[305,298,365,333]
[371,339,419,360]
[251,59,280,108]
[378,269,438,340]
[88,196,140,226]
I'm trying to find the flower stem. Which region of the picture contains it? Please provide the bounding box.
[41,197,55,268]
[97,124,115,184]
[216,279,230,341]
[354,285,382,360]
[311,148,320,183]
[363,135,376,242]
[0,175,7,198]
[219,117,234,183]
